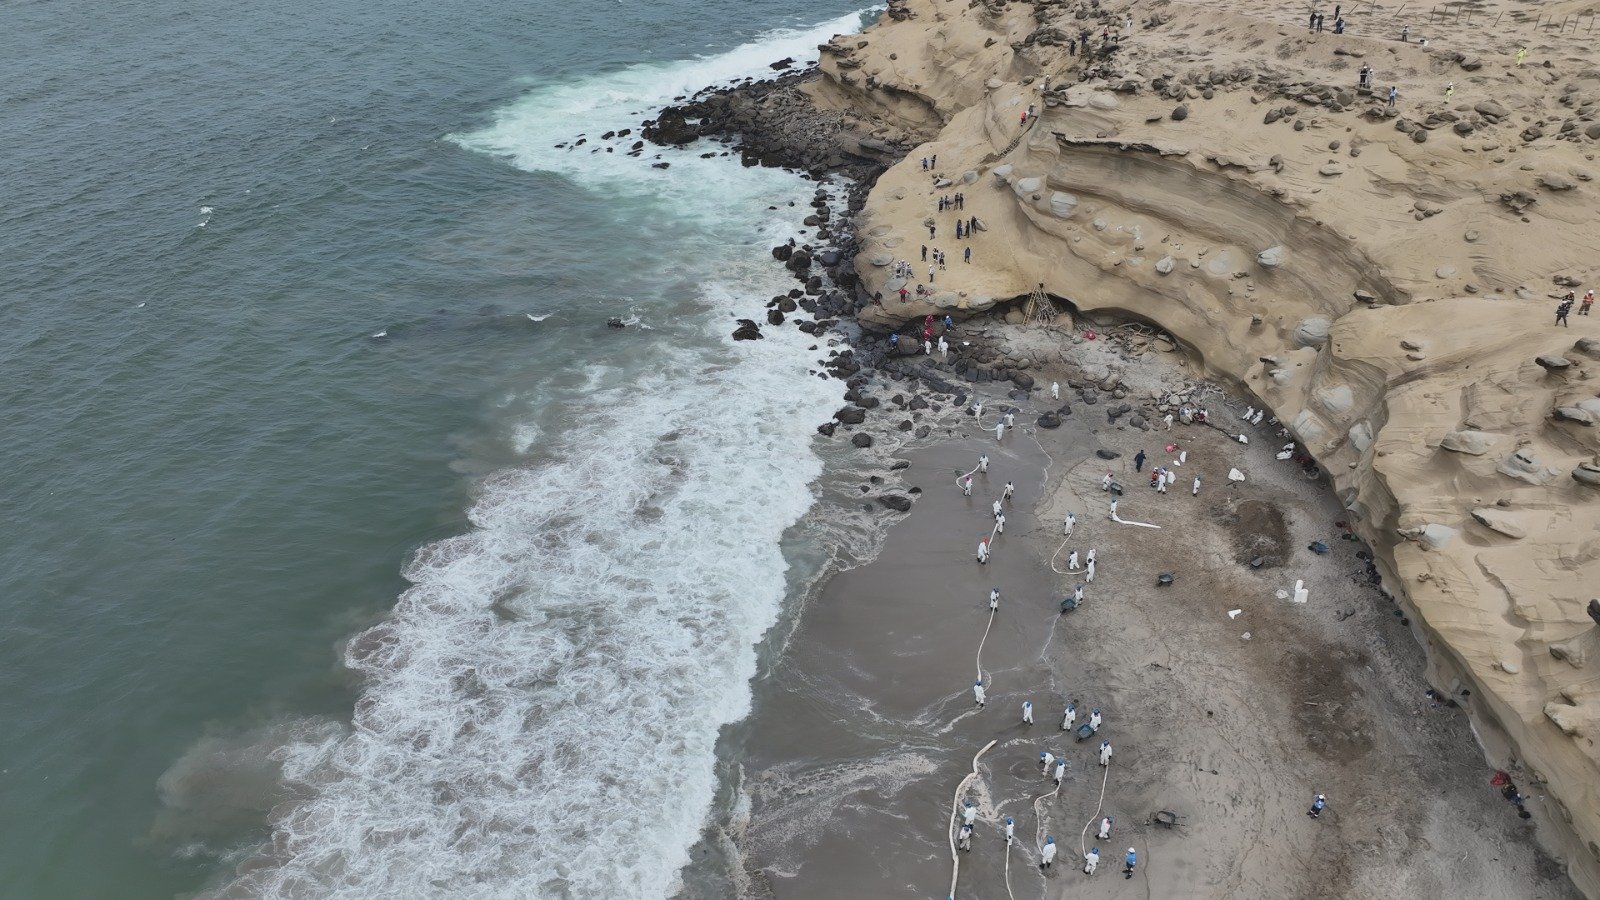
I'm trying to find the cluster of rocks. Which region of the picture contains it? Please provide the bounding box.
[642,70,897,175]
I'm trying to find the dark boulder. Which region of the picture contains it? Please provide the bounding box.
[834,406,867,424]
[852,432,874,448]
[1038,411,1062,429]
[878,494,912,511]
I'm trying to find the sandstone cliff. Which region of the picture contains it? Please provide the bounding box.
[818,0,1600,892]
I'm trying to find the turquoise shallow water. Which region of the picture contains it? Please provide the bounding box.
[0,1,866,895]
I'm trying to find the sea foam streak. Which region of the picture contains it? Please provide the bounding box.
[212,13,861,900]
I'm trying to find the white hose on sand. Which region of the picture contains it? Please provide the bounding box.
[1111,513,1162,529]
[974,607,996,682]
[947,740,998,900]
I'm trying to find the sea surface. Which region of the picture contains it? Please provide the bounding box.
[0,1,873,896]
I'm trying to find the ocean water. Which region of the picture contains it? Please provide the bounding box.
[0,1,870,896]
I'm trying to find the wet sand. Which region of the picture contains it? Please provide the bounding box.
[737,425,1096,898]
[735,332,1578,900]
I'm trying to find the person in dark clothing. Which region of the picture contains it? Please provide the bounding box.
[1308,10,1316,29]
[1134,450,1146,472]
[1556,296,1574,326]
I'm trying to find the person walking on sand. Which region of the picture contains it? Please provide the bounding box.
[1003,481,1015,500]
[958,823,972,852]
[961,475,973,496]
[1516,46,1528,67]
[1109,497,1118,519]
[1193,473,1202,495]
[1583,289,1595,315]
[990,587,1000,610]
[1067,549,1080,570]
[938,335,949,355]
[1040,836,1057,868]
[974,678,986,705]
[995,511,1006,533]
[1124,847,1137,879]
[964,246,971,264]
[1005,815,1015,845]
[931,154,938,168]
[1041,749,1056,774]
[1387,85,1398,108]
[1163,412,1174,429]
[1063,511,1075,536]
[1099,740,1113,766]
[1005,411,1015,429]
[1085,557,1096,582]
[995,420,1006,442]
[977,537,990,565]
[979,452,989,472]
[1133,449,1146,472]
[993,499,1004,518]
[1054,758,1066,785]
[1557,295,1574,327]
[1022,700,1034,725]
[921,244,927,262]
[1084,847,1100,875]
[1098,816,1113,840]
[1062,702,1077,730]
[1399,24,1409,42]
[962,799,977,829]
[1051,381,1060,400]
[921,157,928,171]
[1308,793,1327,818]
[1089,708,1103,732]
[928,265,935,283]
[1102,471,1115,492]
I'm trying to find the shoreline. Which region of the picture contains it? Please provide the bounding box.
[650,0,1600,893]
[729,327,1577,898]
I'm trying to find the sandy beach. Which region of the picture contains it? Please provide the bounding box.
[733,328,1576,898]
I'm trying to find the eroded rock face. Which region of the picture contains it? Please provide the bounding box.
[1294,318,1332,348]
[1440,430,1496,455]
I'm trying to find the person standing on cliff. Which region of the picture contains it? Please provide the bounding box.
[921,157,928,171]
[931,154,938,168]
[1307,9,1316,30]
[964,247,971,264]
[1069,37,1077,55]
[1387,85,1398,108]
[957,192,965,210]
[1556,295,1574,326]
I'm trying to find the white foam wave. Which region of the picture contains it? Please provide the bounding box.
[449,10,869,201]
[215,13,865,900]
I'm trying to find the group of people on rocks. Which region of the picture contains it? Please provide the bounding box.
[1555,289,1594,326]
